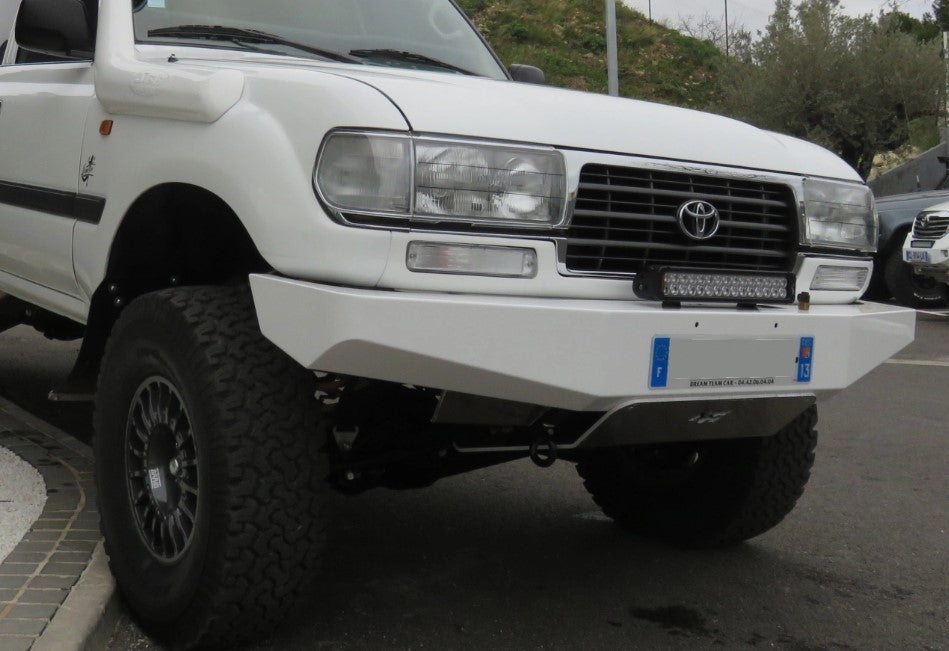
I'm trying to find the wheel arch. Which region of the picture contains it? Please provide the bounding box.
[104,182,269,290]
[68,182,270,390]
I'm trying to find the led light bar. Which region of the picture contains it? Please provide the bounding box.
[634,268,796,304]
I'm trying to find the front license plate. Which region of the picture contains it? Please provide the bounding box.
[650,336,814,389]
[905,250,930,263]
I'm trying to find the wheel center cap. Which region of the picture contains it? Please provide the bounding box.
[144,425,181,512]
[147,465,170,504]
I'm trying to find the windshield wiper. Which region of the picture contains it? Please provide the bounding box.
[349,49,476,76]
[148,25,362,63]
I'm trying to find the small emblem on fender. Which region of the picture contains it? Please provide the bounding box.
[80,155,95,186]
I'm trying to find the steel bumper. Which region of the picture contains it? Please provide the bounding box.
[250,274,916,412]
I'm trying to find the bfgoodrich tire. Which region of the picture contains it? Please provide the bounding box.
[94,286,328,649]
[885,246,949,308]
[576,406,818,547]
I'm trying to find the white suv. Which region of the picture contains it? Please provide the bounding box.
[0,0,915,647]
[902,202,949,292]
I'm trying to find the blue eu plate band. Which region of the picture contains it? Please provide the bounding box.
[797,337,814,383]
[650,337,671,389]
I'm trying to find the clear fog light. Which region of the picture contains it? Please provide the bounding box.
[406,242,538,278]
[809,265,869,291]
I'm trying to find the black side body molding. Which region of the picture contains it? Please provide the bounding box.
[0,179,105,224]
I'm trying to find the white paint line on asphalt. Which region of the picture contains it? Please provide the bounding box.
[885,359,949,367]
[916,309,949,317]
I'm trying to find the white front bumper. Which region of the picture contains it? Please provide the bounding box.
[250,274,916,412]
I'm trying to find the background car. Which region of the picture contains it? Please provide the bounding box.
[902,202,949,289]
[870,190,949,307]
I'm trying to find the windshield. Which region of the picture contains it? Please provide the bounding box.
[132,0,507,80]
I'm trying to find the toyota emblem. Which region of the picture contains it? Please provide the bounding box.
[676,200,721,241]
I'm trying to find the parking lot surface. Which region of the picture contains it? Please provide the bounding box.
[1,311,946,650]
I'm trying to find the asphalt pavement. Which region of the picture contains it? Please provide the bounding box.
[0,312,946,650]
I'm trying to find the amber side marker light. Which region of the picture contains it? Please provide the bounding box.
[99,120,114,136]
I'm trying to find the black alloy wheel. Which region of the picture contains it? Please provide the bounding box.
[125,376,199,563]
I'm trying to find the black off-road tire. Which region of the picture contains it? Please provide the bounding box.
[94,286,328,649]
[576,406,818,547]
[884,246,949,308]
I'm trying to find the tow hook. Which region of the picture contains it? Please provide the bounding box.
[529,429,558,468]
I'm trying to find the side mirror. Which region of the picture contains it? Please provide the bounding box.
[15,0,97,60]
[509,64,545,85]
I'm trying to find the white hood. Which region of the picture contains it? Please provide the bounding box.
[335,68,860,182]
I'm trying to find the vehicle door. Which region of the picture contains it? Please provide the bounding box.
[0,0,96,298]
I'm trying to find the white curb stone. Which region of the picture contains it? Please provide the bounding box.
[0,446,46,563]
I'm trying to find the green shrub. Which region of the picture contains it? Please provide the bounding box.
[456,0,724,105]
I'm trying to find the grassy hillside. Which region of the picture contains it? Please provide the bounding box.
[455,0,723,108]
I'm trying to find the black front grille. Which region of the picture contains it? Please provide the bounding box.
[565,164,799,275]
[913,213,949,239]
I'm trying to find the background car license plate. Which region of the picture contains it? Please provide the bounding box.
[650,336,813,389]
[905,250,930,263]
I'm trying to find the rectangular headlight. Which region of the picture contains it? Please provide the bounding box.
[315,131,566,227]
[414,139,565,226]
[634,268,795,304]
[803,179,876,251]
[315,132,412,214]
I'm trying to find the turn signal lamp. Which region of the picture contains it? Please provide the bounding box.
[406,242,538,278]
[809,265,869,292]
